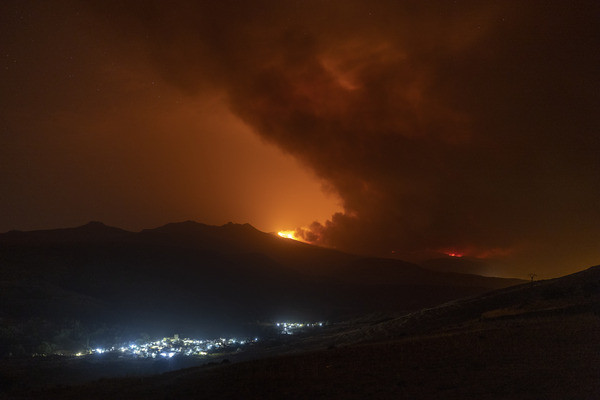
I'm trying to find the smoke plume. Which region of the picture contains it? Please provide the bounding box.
[93,0,600,276]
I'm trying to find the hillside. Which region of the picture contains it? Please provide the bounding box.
[0,221,522,355]
[18,265,600,400]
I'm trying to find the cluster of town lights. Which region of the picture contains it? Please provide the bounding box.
[79,335,257,358]
[276,321,324,335]
[76,321,325,358]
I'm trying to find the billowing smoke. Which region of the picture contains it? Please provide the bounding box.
[94,0,600,276]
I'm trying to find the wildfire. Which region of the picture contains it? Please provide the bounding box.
[277,230,300,241]
[446,252,463,258]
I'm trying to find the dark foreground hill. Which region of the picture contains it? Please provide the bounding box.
[22,265,600,400]
[0,221,522,354]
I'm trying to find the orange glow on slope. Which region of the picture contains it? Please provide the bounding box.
[277,230,301,241]
[446,252,463,258]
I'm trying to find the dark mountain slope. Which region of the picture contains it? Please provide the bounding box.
[329,264,600,345]
[1,221,131,244]
[421,257,490,276]
[135,221,358,276]
[25,265,600,400]
[0,221,523,353]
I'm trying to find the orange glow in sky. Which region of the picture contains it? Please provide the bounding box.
[2,1,599,279]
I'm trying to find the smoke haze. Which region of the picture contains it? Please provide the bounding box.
[2,0,599,277]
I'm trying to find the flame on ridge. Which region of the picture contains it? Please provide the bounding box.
[277,230,300,241]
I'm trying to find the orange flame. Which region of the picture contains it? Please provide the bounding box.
[277,230,300,241]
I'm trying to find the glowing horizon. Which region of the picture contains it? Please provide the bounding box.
[277,230,302,241]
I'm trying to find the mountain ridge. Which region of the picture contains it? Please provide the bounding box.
[0,220,525,354]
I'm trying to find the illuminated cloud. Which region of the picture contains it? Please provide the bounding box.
[2,0,599,277]
[125,0,596,277]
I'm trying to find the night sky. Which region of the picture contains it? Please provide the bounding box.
[1,1,599,278]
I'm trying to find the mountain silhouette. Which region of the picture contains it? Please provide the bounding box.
[0,221,523,349]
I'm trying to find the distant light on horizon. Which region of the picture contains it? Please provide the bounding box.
[275,321,325,335]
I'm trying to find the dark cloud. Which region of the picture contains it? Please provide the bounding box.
[5,0,600,277]
[110,0,598,277]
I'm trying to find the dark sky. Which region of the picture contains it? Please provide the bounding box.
[1,0,599,278]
